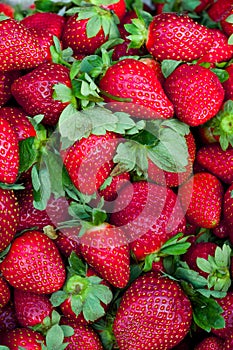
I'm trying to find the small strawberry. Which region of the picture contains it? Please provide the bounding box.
[0,230,66,294]
[113,271,192,349]
[0,3,14,18]
[0,276,10,308]
[11,62,72,126]
[0,188,19,253]
[0,70,20,107]
[14,289,53,327]
[0,301,18,333]
[110,181,186,261]
[99,58,174,120]
[0,327,45,349]
[179,172,224,228]
[194,336,224,350]
[164,63,225,127]
[0,17,46,72]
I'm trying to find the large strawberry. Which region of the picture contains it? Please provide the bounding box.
[179,172,224,228]
[11,62,72,126]
[113,271,192,349]
[0,327,45,349]
[163,63,225,127]
[0,17,46,72]
[110,180,186,261]
[0,230,66,294]
[0,188,19,252]
[99,58,174,120]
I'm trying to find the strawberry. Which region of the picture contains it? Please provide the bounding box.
[54,227,82,258]
[113,271,192,349]
[98,171,130,202]
[0,117,19,184]
[164,64,225,127]
[207,0,232,21]
[0,301,18,333]
[212,291,233,339]
[0,107,36,141]
[148,131,196,187]
[224,334,233,349]
[0,276,10,308]
[80,222,130,288]
[0,230,66,294]
[0,3,14,18]
[194,336,224,350]
[139,57,165,85]
[213,219,230,239]
[179,172,224,229]
[101,0,126,21]
[99,58,174,120]
[62,131,120,195]
[220,6,233,37]
[0,70,20,107]
[110,180,186,261]
[14,289,53,327]
[196,144,233,184]
[223,183,233,237]
[0,327,45,349]
[11,62,72,126]
[0,17,46,72]
[222,65,233,100]
[194,0,215,13]
[0,188,19,253]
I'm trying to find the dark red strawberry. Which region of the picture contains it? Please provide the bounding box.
[11,62,72,126]
[0,230,66,294]
[54,227,82,258]
[99,58,174,120]
[223,183,233,238]
[194,0,215,13]
[213,219,230,239]
[164,64,225,127]
[110,180,186,261]
[0,17,46,72]
[80,222,130,288]
[220,6,233,37]
[0,3,14,17]
[0,327,45,349]
[222,64,233,100]
[194,336,224,350]
[0,188,19,253]
[224,334,233,349]
[179,172,224,228]
[0,301,18,333]
[207,0,232,21]
[113,271,192,349]
[212,291,233,339]
[0,276,10,308]
[98,171,130,202]
[62,131,120,195]
[14,289,53,327]
[0,107,36,141]
[0,70,20,107]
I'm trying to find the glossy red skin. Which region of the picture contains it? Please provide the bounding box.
[0,328,45,349]
[11,62,72,126]
[54,227,82,258]
[110,181,186,261]
[222,64,233,100]
[224,183,233,235]
[207,0,232,21]
[213,219,230,239]
[220,6,233,36]
[0,3,14,17]
[0,230,66,294]
[101,0,126,21]
[212,291,233,339]
[194,0,215,13]
[0,71,20,107]
[113,271,192,350]
[98,171,131,202]
[0,277,10,308]
[146,13,214,62]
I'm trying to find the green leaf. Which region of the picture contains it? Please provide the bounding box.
[92,208,108,225]
[46,324,64,348]
[226,14,233,23]
[53,84,73,103]
[19,137,37,174]
[71,295,83,316]
[83,294,106,322]
[50,291,68,307]
[89,283,113,305]
[68,252,87,276]
[161,59,182,78]
[175,265,207,289]
[211,68,229,83]
[86,15,102,38]
[228,33,233,45]
[60,325,75,338]
[0,347,10,350]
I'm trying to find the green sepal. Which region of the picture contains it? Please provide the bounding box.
[50,36,74,68]
[211,68,229,83]
[161,59,183,78]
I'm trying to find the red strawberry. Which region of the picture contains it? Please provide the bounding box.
[0,327,45,349]
[14,289,53,327]
[0,276,10,308]
[11,62,72,126]
[54,227,82,258]
[101,0,126,21]
[179,172,224,228]
[0,107,36,141]
[0,188,19,252]
[80,223,130,288]
[0,17,46,72]
[139,57,165,85]
[220,6,233,37]
[99,58,174,120]
[224,334,233,349]
[110,181,186,261]
[145,12,214,62]
[0,3,14,17]
[0,117,19,184]
[98,171,130,202]
[148,131,196,187]
[194,336,224,350]
[212,291,233,339]
[223,183,233,237]
[113,271,192,349]
[207,0,232,21]
[213,218,230,239]
[194,0,215,13]
[164,64,225,127]
[222,64,233,100]
[0,70,20,107]
[62,131,120,195]
[0,230,66,294]
[0,301,18,333]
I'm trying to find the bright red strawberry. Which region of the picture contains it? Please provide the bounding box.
[212,291,233,339]
[164,64,225,127]
[62,131,120,195]
[80,223,130,288]
[194,336,224,350]
[101,0,126,21]
[0,3,14,17]
[0,301,18,333]
[14,289,53,327]
[148,131,196,187]
[0,188,19,252]
[222,64,233,100]
[99,58,174,120]
[61,317,104,350]
[110,181,186,261]
[0,70,20,107]
[0,17,46,72]
[139,57,165,85]
[11,62,72,126]
[220,6,233,36]
[0,327,45,349]
[194,0,215,13]
[0,276,10,308]
[0,117,19,184]
[179,172,224,228]
[196,144,233,184]
[223,183,233,237]
[0,107,36,141]
[0,230,66,294]
[207,0,232,21]
[113,271,192,349]
[145,12,214,62]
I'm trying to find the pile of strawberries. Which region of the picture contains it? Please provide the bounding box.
[0,0,233,349]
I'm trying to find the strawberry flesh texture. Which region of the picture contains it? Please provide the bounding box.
[0,70,20,107]
[222,64,233,100]
[194,336,224,350]
[113,271,192,350]
[224,183,233,236]
[0,277,10,308]
[0,327,45,349]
